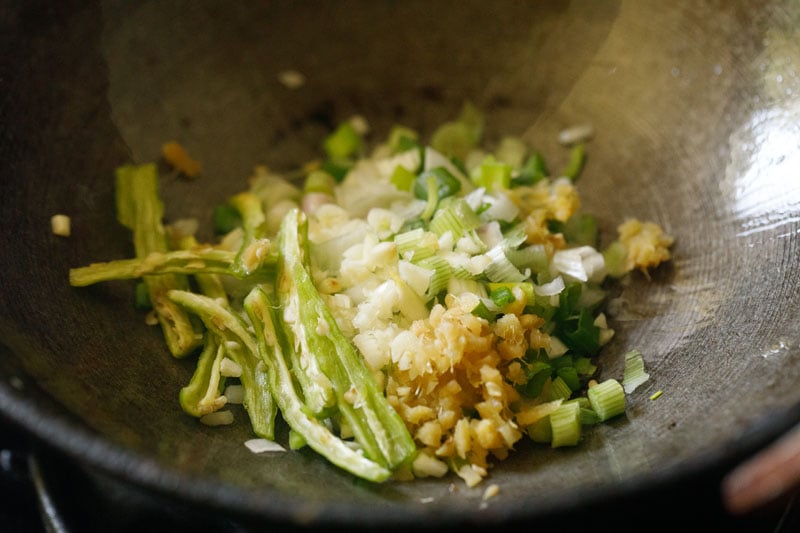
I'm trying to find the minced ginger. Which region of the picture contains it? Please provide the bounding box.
[617,218,674,274]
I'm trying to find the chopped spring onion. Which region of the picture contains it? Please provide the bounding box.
[587,379,626,421]
[562,143,586,180]
[547,376,573,401]
[394,228,438,262]
[387,125,420,154]
[324,121,362,160]
[428,198,480,238]
[603,241,629,278]
[471,300,495,322]
[417,255,453,299]
[414,167,462,203]
[472,156,513,191]
[304,170,337,195]
[512,152,549,186]
[430,102,483,161]
[489,285,515,307]
[579,407,601,426]
[487,282,533,305]
[622,349,651,394]
[484,246,528,283]
[495,136,528,168]
[527,417,552,443]
[390,164,416,192]
[134,281,152,310]
[550,401,581,447]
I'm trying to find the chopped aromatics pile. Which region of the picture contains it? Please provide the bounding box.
[69,103,673,486]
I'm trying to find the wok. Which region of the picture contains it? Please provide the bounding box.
[2,0,800,529]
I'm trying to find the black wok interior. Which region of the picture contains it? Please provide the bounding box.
[2,0,800,528]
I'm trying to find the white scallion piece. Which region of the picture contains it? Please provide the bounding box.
[244,438,286,454]
[534,276,565,297]
[623,349,651,393]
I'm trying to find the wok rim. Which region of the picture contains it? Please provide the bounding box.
[2,375,798,527]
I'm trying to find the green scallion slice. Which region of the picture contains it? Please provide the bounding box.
[622,349,650,394]
[587,379,626,421]
[550,401,581,447]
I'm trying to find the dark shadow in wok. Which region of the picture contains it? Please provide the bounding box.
[2,0,800,528]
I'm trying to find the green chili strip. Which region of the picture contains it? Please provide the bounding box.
[114,163,202,357]
[244,287,392,482]
[276,208,416,470]
[168,290,277,440]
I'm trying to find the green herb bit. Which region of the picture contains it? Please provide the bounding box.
[414,167,462,203]
[213,203,243,235]
[470,300,495,322]
[244,287,393,483]
[390,165,416,192]
[472,156,513,191]
[114,163,202,358]
[602,240,629,278]
[387,125,420,155]
[489,285,516,307]
[321,159,352,182]
[323,121,362,160]
[134,281,152,310]
[512,152,549,187]
[430,102,483,161]
[303,170,337,195]
[527,417,552,443]
[563,213,598,247]
[276,209,416,470]
[167,290,277,440]
[557,308,601,356]
[562,143,586,180]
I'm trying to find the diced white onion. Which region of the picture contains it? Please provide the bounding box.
[219,357,242,378]
[481,192,519,223]
[244,438,286,453]
[398,260,433,297]
[552,246,606,283]
[223,385,245,404]
[534,276,565,296]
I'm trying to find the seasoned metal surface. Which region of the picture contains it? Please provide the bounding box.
[1,0,800,527]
